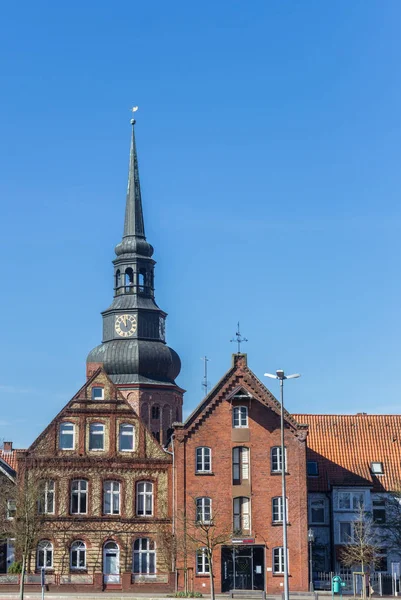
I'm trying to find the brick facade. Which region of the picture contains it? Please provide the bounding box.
[173,354,309,595]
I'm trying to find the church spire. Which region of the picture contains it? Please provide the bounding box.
[123,118,145,239]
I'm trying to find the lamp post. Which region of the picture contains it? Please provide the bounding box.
[308,528,315,592]
[264,370,300,600]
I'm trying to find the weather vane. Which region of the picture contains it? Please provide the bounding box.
[130,106,139,124]
[230,322,248,354]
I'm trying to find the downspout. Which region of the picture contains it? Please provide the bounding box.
[164,437,176,579]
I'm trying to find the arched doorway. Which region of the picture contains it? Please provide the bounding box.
[103,541,120,584]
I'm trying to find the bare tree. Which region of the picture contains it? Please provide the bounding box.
[339,504,381,599]
[175,492,232,600]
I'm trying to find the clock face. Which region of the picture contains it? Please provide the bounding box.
[115,314,137,337]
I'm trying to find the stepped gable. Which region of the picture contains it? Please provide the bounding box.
[293,413,401,492]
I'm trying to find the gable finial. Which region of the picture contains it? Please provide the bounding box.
[230,322,248,354]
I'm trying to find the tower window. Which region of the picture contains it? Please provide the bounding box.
[115,269,121,291]
[151,405,160,420]
[125,268,134,292]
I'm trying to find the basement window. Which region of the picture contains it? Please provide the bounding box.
[371,462,384,475]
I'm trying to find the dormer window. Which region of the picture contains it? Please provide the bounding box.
[92,387,104,401]
[371,462,384,475]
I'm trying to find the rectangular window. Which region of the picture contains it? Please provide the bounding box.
[196,447,211,473]
[271,447,287,473]
[6,500,16,520]
[371,462,384,475]
[307,461,318,476]
[376,549,387,572]
[59,422,74,450]
[232,447,249,484]
[339,522,352,543]
[273,547,285,574]
[91,387,104,400]
[233,497,250,532]
[104,481,120,515]
[38,480,55,515]
[272,497,288,523]
[310,499,325,524]
[373,499,386,524]
[233,406,248,428]
[89,423,104,450]
[196,548,210,574]
[119,424,134,451]
[137,482,153,516]
[196,497,212,523]
[71,480,87,514]
[338,491,365,510]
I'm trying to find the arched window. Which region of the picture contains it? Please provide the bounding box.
[37,540,53,569]
[196,497,212,523]
[232,406,248,428]
[115,269,121,290]
[138,269,146,292]
[232,447,249,484]
[271,446,287,473]
[125,267,134,292]
[70,541,86,569]
[136,481,153,516]
[89,423,104,451]
[103,481,120,515]
[133,538,156,574]
[59,422,75,450]
[71,480,88,514]
[196,447,211,473]
[119,423,134,451]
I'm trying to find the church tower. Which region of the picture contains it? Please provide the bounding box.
[87,118,183,443]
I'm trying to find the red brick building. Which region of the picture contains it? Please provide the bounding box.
[174,353,310,595]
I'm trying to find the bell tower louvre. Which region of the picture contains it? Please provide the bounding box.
[86,118,184,443]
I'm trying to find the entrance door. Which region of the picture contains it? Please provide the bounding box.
[103,541,120,584]
[221,546,265,592]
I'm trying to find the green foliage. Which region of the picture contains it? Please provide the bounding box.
[8,561,22,573]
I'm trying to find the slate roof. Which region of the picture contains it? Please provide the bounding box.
[293,413,401,493]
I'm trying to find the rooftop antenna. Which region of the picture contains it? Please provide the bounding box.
[230,322,248,354]
[201,356,210,397]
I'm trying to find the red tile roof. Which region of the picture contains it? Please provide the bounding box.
[0,449,23,473]
[293,414,401,492]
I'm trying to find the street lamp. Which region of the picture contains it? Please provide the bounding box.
[264,370,300,600]
[308,528,315,592]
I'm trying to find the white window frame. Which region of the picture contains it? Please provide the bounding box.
[371,462,384,475]
[233,497,250,532]
[103,481,120,515]
[196,497,212,524]
[6,499,16,520]
[91,387,104,400]
[272,496,289,523]
[232,447,250,483]
[70,540,86,570]
[338,491,365,511]
[196,548,210,574]
[71,479,88,515]
[37,540,53,570]
[38,480,55,515]
[136,481,153,517]
[233,406,248,428]
[119,423,135,452]
[89,422,105,451]
[133,538,156,574]
[196,447,211,473]
[273,547,286,574]
[59,422,75,450]
[271,446,287,473]
[309,498,326,524]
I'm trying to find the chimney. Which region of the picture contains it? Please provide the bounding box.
[3,441,12,452]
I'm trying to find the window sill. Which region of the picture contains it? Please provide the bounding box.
[271,522,290,526]
[195,472,214,476]
[272,573,291,577]
[270,471,289,476]
[70,569,88,573]
[195,574,210,578]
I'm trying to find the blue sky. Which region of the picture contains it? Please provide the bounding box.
[1,1,401,448]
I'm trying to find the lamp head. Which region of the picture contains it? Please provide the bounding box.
[276,369,285,380]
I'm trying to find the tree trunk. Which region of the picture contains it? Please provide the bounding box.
[209,559,215,600]
[19,553,26,600]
